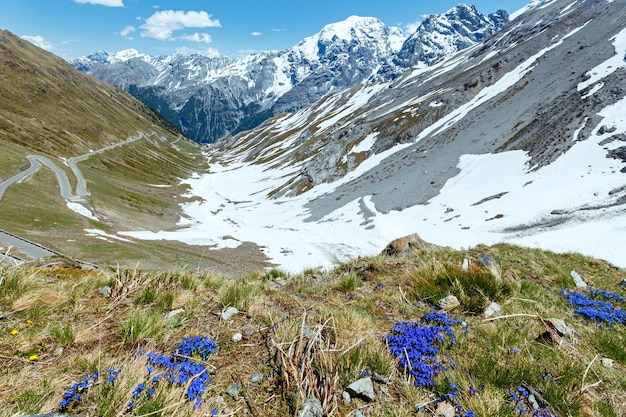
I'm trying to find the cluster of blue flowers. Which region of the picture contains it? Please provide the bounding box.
[386,312,459,387]
[509,386,558,416]
[130,336,218,410]
[387,312,476,416]
[60,369,120,410]
[561,288,626,326]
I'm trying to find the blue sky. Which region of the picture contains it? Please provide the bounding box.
[2,0,531,60]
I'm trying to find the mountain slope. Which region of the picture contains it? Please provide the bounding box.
[72,5,507,143]
[0,29,267,274]
[120,0,626,272]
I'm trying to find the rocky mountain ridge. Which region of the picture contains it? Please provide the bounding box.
[120,0,626,273]
[71,4,508,143]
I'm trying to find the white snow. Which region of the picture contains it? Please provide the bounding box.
[349,133,379,154]
[66,202,98,221]
[120,87,626,273]
[578,27,626,92]
[86,229,134,243]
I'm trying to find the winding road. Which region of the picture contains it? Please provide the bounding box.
[0,131,150,201]
[0,131,160,263]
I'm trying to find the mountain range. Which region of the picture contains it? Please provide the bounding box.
[1,0,625,275]
[119,0,626,272]
[71,4,508,143]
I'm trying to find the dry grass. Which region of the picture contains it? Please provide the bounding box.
[2,244,626,416]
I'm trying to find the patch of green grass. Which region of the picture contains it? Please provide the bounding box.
[118,309,165,345]
[0,268,28,302]
[156,290,175,311]
[134,288,157,305]
[50,323,75,344]
[336,274,362,292]
[219,276,260,311]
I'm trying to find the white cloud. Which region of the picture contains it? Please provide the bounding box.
[140,10,221,41]
[21,35,53,50]
[120,25,136,39]
[406,19,422,34]
[250,31,262,37]
[74,0,124,7]
[271,28,286,32]
[181,32,212,44]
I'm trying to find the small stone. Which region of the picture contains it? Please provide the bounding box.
[221,306,239,321]
[546,318,581,341]
[371,372,392,385]
[275,278,287,287]
[250,372,263,383]
[619,279,626,289]
[484,302,503,318]
[435,401,456,417]
[355,411,366,417]
[342,390,351,405]
[215,396,225,404]
[346,377,375,402]
[438,295,460,311]
[99,286,112,297]
[54,347,64,356]
[231,333,243,343]
[296,398,323,417]
[226,382,242,400]
[242,324,256,339]
[0,311,5,320]
[570,270,587,288]
[461,257,469,271]
[165,308,184,318]
[601,358,614,368]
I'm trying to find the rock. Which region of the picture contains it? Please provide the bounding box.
[98,286,112,297]
[215,395,225,404]
[342,390,351,405]
[275,277,288,287]
[381,233,439,256]
[438,295,460,311]
[601,358,614,368]
[0,311,5,320]
[165,308,184,318]
[371,372,392,385]
[461,257,469,271]
[484,302,503,318]
[231,333,243,343]
[226,382,242,400]
[619,279,626,289]
[435,401,456,417]
[250,372,263,383]
[54,347,64,356]
[570,270,587,288]
[355,411,366,417]
[346,377,375,402]
[545,318,581,341]
[297,398,323,417]
[242,324,256,339]
[221,306,239,321]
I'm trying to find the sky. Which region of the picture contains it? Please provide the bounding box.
[2,0,531,60]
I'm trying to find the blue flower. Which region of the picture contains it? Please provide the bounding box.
[509,348,520,354]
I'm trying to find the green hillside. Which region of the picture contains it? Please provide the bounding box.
[0,30,268,274]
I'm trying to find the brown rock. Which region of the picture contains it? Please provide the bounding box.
[381,233,438,256]
[435,401,456,417]
[438,295,460,311]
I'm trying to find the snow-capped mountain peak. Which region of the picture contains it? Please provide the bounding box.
[71,4,509,143]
